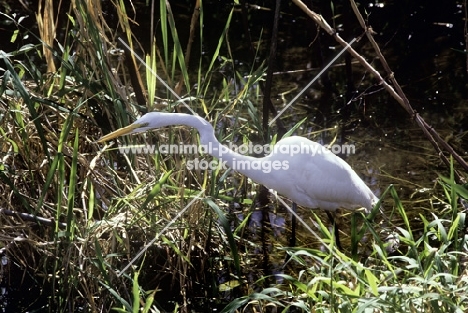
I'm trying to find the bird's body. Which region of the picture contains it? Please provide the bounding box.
[98,112,378,213]
[259,136,377,211]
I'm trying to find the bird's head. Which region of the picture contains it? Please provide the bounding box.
[97,112,161,143]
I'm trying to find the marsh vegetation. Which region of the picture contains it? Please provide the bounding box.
[0,0,467,312]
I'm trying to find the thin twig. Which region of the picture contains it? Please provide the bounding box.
[177,0,201,95]
[263,0,282,141]
[349,0,468,180]
[1,208,67,229]
[465,0,468,73]
[238,0,286,136]
[292,0,468,182]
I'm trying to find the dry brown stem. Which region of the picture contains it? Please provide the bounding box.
[292,0,468,182]
[36,0,57,73]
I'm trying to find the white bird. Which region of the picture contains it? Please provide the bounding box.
[98,112,379,247]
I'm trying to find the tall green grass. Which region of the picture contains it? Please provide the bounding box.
[1,1,467,313]
[1,0,265,312]
[222,170,468,313]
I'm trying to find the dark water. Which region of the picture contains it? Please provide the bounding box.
[0,255,49,312]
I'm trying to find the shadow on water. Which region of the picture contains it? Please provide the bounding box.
[0,255,50,312]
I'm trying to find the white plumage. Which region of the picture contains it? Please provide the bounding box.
[98,112,378,213]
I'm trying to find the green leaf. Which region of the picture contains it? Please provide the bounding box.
[364,269,379,296]
[141,170,173,209]
[66,128,79,239]
[132,271,140,313]
[205,198,241,278]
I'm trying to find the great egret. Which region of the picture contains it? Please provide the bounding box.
[98,112,379,245]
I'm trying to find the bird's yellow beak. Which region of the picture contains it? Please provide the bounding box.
[97,123,142,143]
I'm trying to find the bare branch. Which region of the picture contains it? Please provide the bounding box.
[292,0,468,181]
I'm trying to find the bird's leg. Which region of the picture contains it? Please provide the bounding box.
[289,202,297,247]
[284,202,297,265]
[326,211,342,250]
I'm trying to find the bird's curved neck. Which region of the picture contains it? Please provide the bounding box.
[158,113,220,154]
[159,113,262,178]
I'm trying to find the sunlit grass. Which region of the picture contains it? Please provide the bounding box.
[1,1,260,312]
[0,1,467,313]
[222,177,468,313]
